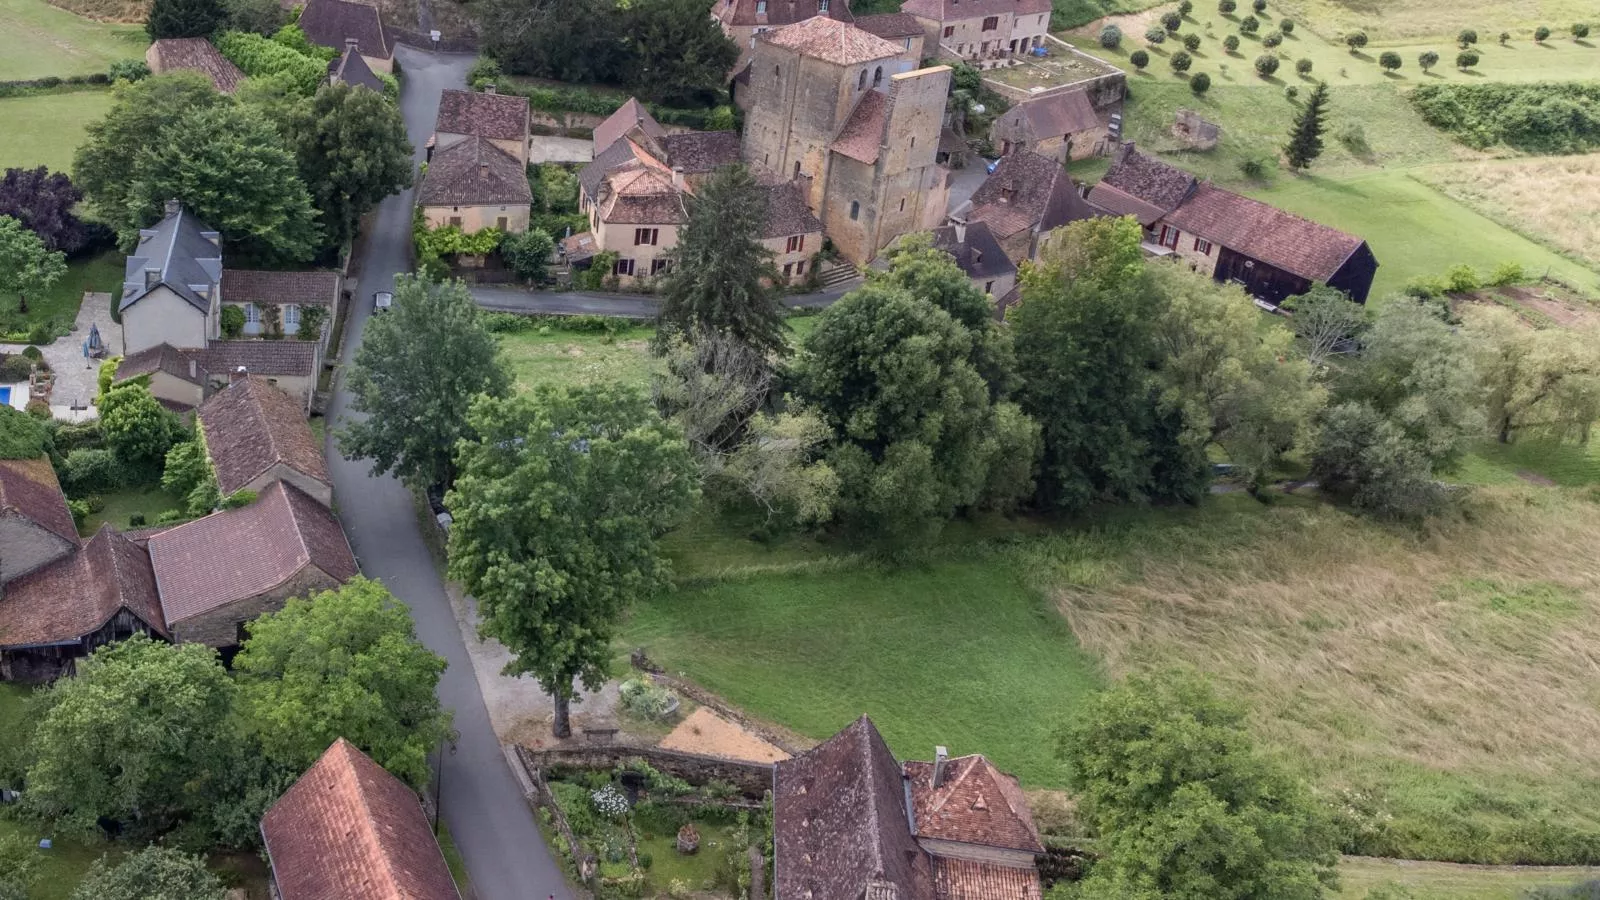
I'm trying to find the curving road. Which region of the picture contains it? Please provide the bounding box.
[326,45,572,900]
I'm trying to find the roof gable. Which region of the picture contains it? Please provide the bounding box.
[199,376,331,498]
[329,45,385,91]
[904,755,1043,853]
[1164,182,1368,281]
[0,456,79,550]
[434,89,530,143]
[116,343,209,388]
[418,136,533,207]
[764,16,902,65]
[120,204,223,314]
[149,38,245,93]
[929,221,1015,281]
[600,166,686,225]
[1100,142,1196,212]
[594,98,665,155]
[296,0,389,58]
[0,526,167,649]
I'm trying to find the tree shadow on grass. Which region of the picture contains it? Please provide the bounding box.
[1348,50,1373,62]
[1535,41,1556,49]
[1577,40,1595,48]
[1458,67,1487,76]
[1382,70,1407,79]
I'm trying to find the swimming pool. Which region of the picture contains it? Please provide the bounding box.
[0,387,14,407]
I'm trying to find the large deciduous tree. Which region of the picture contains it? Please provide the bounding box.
[447,385,697,737]
[71,848,227,900]
[479,0,627,83]
[233,578,451,789]
[146,0,225,40]
[1285,285,1368,369]
[75,73,225,225]
[1060,671,1340,900]
[659,165,787,361]
[284,83,414,249]
[1463,304,1600,444]
[0,167,88,254]
[1284,81,1329,170]
[340,276,511,491]
[621,0,739,105]
[98,382,179,471]
[0,215,66,315]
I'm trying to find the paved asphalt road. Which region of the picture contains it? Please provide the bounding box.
[325,45,573,900]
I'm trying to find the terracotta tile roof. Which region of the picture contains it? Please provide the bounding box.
[0,457,78,549]
[0,526,167,649]
[599,166,686,225]
[199,376,330,499]
[117,343,208,387]
[830,90,888,164]
[763,17,901,66]
[931,857,1043,900]
[195,340,319,379]
[1163,182,1368,282]
[1084,181,1167,226]
[328,45,384,91]
[262,739,460,900]
[899,0,1050,22]
[297,0,389,58]
[593,98,665,154]
[1013,90,1099,140]
[773,716,935,900]
[148,480,357,625]
[760,179,823,238]
[580,138,643,200]
[904,755,1043,853]
[561,231,598,262]
[222,269,341,307]
[854,12,922,38]
[658,131,743,173]
[1100,142,1196,213]
[434,89,529,143]
[718,0,854,29]
[966,149,1095,240]
[418,136,532,207]
[148,38,245,93]
[930,221,1016,280]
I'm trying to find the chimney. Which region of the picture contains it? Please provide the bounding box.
[484,83,496,94]
[163,198,181,217]
[144,267,161,289]
[345,36,359,53]
[189,358,197,379]
[671,167,685,191]
[933,746,949,788]
[952,219,966,244]
[231,365,247,384]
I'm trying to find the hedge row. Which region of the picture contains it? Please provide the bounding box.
[1410,81,1600,153]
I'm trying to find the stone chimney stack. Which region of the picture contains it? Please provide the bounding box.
[231,366,248,384]
[933,746,949,788]
[189,358,197,379]
[952,218,966,244]
[163,198,181,217]
[144,267,161,288]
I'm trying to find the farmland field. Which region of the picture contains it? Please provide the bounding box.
[1413,155,1600,269]
[0,0,146,80]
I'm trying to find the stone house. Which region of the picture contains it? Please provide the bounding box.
[147,480,357,650]
[220,269,341,341]
[899,0,1051,68]
[296,0,392,73]
[741,17,952,266]
[417,136,533,233]
[717,0,854,67]
[854,13,927,65]
[1087,142,1379,304]
[262,739,461,900]
[118,341,322,413]
[328,38,385,91]
[113,343,210,411]
[989,89,1104,162]
[199,376,333,507]
[119,201,224,357]
[0,526,167,682]
[760,179,826,281]
[432,87,531,166]
[956,148,1096,263]
[0,457,78,586]
[774,716,1045,900]
[145,38,245,93]
[930,220,1016,302]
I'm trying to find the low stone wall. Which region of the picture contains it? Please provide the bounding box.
[519,745,776,800]
[982,38,1126,109]
[631,650,808,756]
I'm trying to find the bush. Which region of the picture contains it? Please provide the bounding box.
[1190,72,1211,93]
[0,356,32,382]
[20,346,41,362]
[1224,34,1240,52]
[108,58,150,82]
[500,228,556,283]
[1178,0,1193,13]
[1239,14,1259,34]
[1098,24,1122,48]
[1218,0,1235,12]
[1488,261,1526,286]
[1130,49,1150,68]
[1161,10,1182,31]
[1263,29,1283,47]
[26,322,53,346]
[1284,84,1298,100]
[1410,82,1600,152]
[128,512,146,527]
[1296,57,1313,74]
[220,305,245,339]
[155,508,188,524]
[55,421,103,453]
[1335,120,1369,153]
[1239,157,1267,178]
[1280,18,1294,33]
[1418,50,1439,71]
[215,30,327,95]
[25,399,49,419]
[1379,51,1403,71]
[1499,31,1510,44]
[1169,50,1193,72]
[220,489,256,509]
[467,55,503,88]
[1345,30,1368,50]
[1183,32,1201,51]
[67,498,89,528]
[1444,264,1482,293]
[1252,0,1266,10]
[481,312,535,333]
[1144,26,1167,44]
[1458,28,1478,46]
[1535,25,1551,41]
[1456,49,1480,68]
[1573,23,1591,39]
[618,678,679,721]
[62,448,127,493]
[1254,53,1280,76]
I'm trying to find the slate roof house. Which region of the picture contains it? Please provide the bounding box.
[198,376,333,507]
[417,136,533,234]
[954,148,1096,264]
[774,716,1044,900]
[1087,142,1379,305]
[989,89,1104,163]
[145,38,245,93]
[931,220,1016,304]
[296,0,392,72]
[262,739,461,900]
[899,0,1052,68]
[431,87,531,165]
[328,37,385,91]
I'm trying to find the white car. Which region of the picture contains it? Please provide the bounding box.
[374,290,393,312]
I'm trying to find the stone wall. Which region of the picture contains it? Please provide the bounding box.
[982,39,1126,109]
[170,567,341,647]
[518,745,776,800]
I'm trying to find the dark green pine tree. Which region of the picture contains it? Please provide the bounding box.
[658,164,788,359]
[1284,81,1329,170]
[146,0,224,40]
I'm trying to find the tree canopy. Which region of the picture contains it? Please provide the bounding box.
[75,73,226,227]
[283,83,414,249]
[621,0,741,105]
[447,384,697,736]
[98,382,179,470]
[1463,304,1600,444]
[1285,81,1329,169]
[71,848,227,900]
[147,0,225,40]
[340,275,511,491]
[0,167,89,254]
[0,216,65,315]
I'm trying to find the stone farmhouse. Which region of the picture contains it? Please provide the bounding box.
[296,0,393,73]
[775,716,1045,900]
[899,0,1052,69]
[262,738,461,900]
[717,0,854,67]
[742,17,952,266]
[989,89,1105,163]
[955,148,1096,264]
[114,202,336,410]
[431,87,532,165]
[420,88,534,233]
[1087,142,1379,305]
[145,38,245,94]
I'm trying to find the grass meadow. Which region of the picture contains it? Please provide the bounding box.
[0,0,146,79]
[0,89,114,173]
[1336,857,1600,899]
[1413,155,1600,270]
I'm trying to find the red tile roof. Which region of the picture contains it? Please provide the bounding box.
[1011,90,1100,141]
[594,98,665,155]
[262,739,460,900]
[148,481,357,625]
[1084,181,1167,226]
[931,857,1043,900]
[759,179,823,239]
[222,270,341,307]
[297,0,389,58]
[1100,142,1196,212]
[830,89,888,164]
[1163,182,1368,282]
[904,755,1043,853]
[764,16,902,65]
[147,38,245,93]
[195,339,319,379]
[599,166,687,225]
[418,136,533,207]
[854,12,922,38]
[900,0,1050,22]
[0,526,167,649]
[966,149,1095,240]
[434,89,530,143]
[658,131,743,173]
[199,376,330,499]
[0,457,79,550]
[116,343,208,387]
[718,0,854,29]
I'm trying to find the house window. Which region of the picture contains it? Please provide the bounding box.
[651,258,670,274]
[614,258,635,276]
[794,160,801,178]
[872,66,883,86]
[849,200,860,220]
[449,216,462,227]
[784,262,794,277]
[857,69,867,90]
[756,0,765,11]
[787,234,805,253]
[984,280,994,293]
[1158,225,1179,249]
[905,37,913,49]
[796,260,806,275]
[982,15,998,30]
[634,227,659,245]
[243,303,261,324]
[283,304,300,327]
[496,216,508,230]
[1193,237,1213,256]
[943,25,954,37]
[819,0,828,10]
[899,198,905,212]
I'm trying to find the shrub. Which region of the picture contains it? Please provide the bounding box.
[591,783,630,820]
[221,489,256,509]
[67,498,89,528]
[481,312,535,333]
[1223,34,1240,52]
[25,323,52,346]
[20,346,41,362]
[1444,264,1482,292]
[1190,72,1211,93]
[1240,157,1267,178]
[1499,31,1510,45]
[1130,49,1151,68]
[0,356,32,382]
[1573,23,1591,39]
[128,512,146,527]
[1296,57,1314,74]
[1239,14,1259,34]
[1335,120,1370,153]
[1488,261,1526,286]
[1252,0,1266,9]
[1458,29,1478,46]
[1161,11,1182,31]
[56,421,103,453]
[1262,29,1283,47]
[1535,25,1551,41]
[108,58,150,82]
[1345,30,1368,50]
[1456,49,1480,68]
[1217,0,1236,12]
[24,399,48,419]
[1418,50,1439,71]
[1145,26,1167,44]
[1280,18,1294,33]
[1284,84,1298,100]
[467,55,502,89]
[155,508,187,524]
[1255,53,1280,75]
[1169,50,1193,72]
[619,678,679,721]
[220,305,245,339]
[1379,51,1403,71]
[62,448,127,493]
[215,30,327,96]
[1098,24,1122,48]
[1178,0,1193,13]
[1410,82,1600,152]
[1183,33,1202,51]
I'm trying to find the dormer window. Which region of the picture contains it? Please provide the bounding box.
[756,0,765,12]
[820,0,829,10]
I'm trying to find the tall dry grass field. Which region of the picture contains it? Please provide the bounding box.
[1416,156,1600,273]
[1034,487,1600,862]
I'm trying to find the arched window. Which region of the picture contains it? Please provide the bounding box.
[849,200,860,220]
[872,66,883,86]
[857,69,867,90]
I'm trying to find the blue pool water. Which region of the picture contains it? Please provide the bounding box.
[0,387,13,406]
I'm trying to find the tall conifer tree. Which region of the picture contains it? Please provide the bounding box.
[1284,81,1329,169]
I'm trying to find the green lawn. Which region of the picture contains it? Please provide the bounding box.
[0,89,114,174]
[497,326,659,391]
[0,0,146,80]
[1453,440,1600,488]
[77,483,185,535]
[1337,857,1600,899]
[0,251,120,344]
